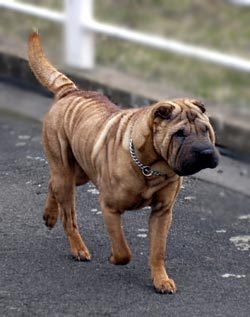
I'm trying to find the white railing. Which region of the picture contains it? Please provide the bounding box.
[229,0,250,5]
[1,0,250,71]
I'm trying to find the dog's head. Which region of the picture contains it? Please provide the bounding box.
[151,99,219,176]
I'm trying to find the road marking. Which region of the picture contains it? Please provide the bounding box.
[137,233,147,238]
[230,235,250,251]
[26,155,47,162]
[221,273,246,278]
[184,196,196,201]
[138,228,148,232]
[87,188,99,195]
[238,214,250,220]
[15,142,26,146]
[18,135,30,140]
[216,229,227,233]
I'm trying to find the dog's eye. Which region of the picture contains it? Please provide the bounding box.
[174,129,185,138]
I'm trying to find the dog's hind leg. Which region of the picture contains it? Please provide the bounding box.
[43,128,91,261]
[75,163,89,186]
[43,165,89,229]
[48,168,91,261]
[43,180,59,229]
[43,164,89,229]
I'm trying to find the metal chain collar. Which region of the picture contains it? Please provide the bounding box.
[129,138,163,177]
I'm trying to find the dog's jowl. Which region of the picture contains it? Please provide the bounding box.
[28,32,219,294]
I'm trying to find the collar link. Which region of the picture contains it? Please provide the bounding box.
[129,138,163,177]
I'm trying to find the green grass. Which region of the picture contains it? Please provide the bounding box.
[95,0,250,109]
[1,0,250,109]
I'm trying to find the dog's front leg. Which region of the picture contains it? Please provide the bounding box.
[101,201,132,265]
[149,179,181,294]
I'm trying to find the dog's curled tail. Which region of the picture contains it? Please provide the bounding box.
[28,32,77,99]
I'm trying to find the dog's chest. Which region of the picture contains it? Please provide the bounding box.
[101,175,170,211]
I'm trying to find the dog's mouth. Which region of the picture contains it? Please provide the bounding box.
[174,165,205,176]
[174,146,219,176]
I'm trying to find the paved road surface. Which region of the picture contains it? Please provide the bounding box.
[0,113,249,316]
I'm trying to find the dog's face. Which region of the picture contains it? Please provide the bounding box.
[152,99,219,176]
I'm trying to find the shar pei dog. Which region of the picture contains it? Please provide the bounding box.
[28,32,219,294]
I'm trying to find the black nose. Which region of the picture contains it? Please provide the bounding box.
[200,148,213,156]
[196,147,219,168]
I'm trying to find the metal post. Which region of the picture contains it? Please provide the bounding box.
[64,0,95,69]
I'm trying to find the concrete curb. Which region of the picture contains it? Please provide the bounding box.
[1,52,250,156]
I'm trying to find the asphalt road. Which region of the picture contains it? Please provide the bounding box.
[0,113,249,317]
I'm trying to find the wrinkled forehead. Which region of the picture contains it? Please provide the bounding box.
[167,99,208,122]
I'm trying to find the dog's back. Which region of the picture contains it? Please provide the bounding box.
[28,32,125,174]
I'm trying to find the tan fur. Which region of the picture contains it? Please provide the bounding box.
[28,32,217,294]
[28,32,77,99]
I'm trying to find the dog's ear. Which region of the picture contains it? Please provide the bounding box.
[192,100,206,113]
[154,105,174,120]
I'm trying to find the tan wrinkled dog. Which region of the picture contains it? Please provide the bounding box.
[28,32,219,294]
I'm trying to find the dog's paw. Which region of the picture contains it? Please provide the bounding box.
[109,253,131,265]
[72,248,91,261]
[43,213,57,229]
[153,277,176,294]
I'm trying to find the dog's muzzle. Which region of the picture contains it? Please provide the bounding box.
[175,142,219,176]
